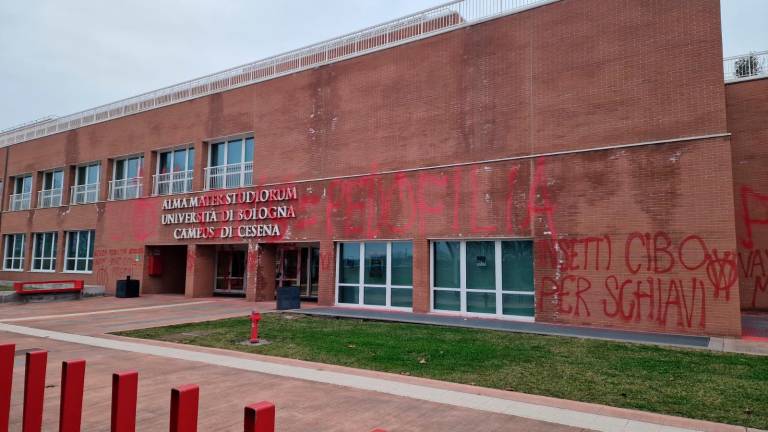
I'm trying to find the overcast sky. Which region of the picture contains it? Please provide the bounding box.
[0,0,766,131]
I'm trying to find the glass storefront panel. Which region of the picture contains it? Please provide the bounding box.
[502,241,534,292]
[434,290,460,311]
[363,286,386,306]
[364,242,387,285]
[434,241,460,288]
[391,288,413,308]
[391,242,413,286]
[466,241,495,290]
[338,243,360,284]
[502,293,535,317]
[467,291,496,314]
[338,285,359,304]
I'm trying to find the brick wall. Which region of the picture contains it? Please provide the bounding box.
[728,78,768,311]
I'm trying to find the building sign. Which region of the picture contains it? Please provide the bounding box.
[161,187,298,240]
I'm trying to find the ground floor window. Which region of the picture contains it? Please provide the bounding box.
[336,241,413,309]
[64,230,95,273]
[32,232,57,272]
[432,239,534,319]
[3,233,26,271]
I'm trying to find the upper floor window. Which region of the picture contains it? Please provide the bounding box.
[9,175,32,211]
[110,155,143,200]
[3,233,26,271]
[205,137,253,189]
[154,146,194,195]
[38,169,64,208]
[71,163,100,205]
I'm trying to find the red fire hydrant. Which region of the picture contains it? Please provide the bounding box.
[250,311,261,344]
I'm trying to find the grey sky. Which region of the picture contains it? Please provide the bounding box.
[0,0,765,131]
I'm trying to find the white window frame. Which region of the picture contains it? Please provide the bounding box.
[109,155,144,200]
[3,233,26,271]
[430,239,535,322]
[38,169,64,208]
[205,137,254,190]
[9,174,33,211]
[31,232,58,272]
[335,241,413,311]
[63,230,95,274]
[154,145,194,195]
[71,162,101,205]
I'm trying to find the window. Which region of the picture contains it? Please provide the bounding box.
[110,155,144,200]
[39,170,64,208]
[155,146,194,195]
[206,137,254,189]
[32,232,57,272]
[71,163,100,204]
[432,240,534,319]
[64,230,95,273]
[337,241,413,309]
[3,234,26,271]
[9,175,32,211]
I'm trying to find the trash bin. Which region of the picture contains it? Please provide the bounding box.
[116,276,140,298]
[276,286,300,310]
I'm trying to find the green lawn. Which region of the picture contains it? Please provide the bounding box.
[0,284,13,291]
[116,314,768,429]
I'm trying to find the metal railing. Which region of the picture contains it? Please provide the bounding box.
[38,188,63,208]
[109,177,143,200]
[724,50,768,82]
[0,0,559,148]
[70,183,99,205]
[153,170,193,195]
[9,193,31,211]
[205,162,253,190]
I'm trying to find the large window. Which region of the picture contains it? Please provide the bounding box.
[39,170,64,208]
[432,240,534,320]
[71,163,100,204]
[32,232,57,272]
[3,234,26,271]
[155,146,194,195]
[337,241,413,309]
[9,175,32,211]
[64,230,95,273]
[110,155,144,200]
[205,137,254,189]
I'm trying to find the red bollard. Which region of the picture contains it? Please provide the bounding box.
[111,371,138,432]
[60,359,86,432]
[243,401,275,432]
[250,311,261,344]
[0,344,14,432]
[23,350,47,432]
[169,384,199,432]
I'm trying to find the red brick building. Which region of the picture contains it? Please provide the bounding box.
[1,0,766,337]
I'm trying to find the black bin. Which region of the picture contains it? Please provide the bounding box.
[276,286,300,310]
[116,277,140,298]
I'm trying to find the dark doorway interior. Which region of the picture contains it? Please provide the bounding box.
[143,245,187,294]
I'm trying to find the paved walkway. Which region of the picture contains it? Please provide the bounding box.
[0,296,761,431]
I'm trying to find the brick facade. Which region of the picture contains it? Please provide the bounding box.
[0,0,754,337]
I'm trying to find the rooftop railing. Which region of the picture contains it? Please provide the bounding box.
[724,50,768,83]
[0,0,559,148]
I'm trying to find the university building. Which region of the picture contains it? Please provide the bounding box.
[1,0,766,337]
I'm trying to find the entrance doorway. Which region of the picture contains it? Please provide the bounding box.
[215,247,246,296]
[276,244,319,299]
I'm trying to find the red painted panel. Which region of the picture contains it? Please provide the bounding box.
[23,351,47,432]
[59,360,86,432]
[169,384,199,432]
[0,344,14,432]
[111,371,138,432]
[243,401,275,432]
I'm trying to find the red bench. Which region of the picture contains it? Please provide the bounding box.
[13,280,84,295]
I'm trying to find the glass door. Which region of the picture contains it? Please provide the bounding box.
[276,246,320,298]
[215,250,246,294]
